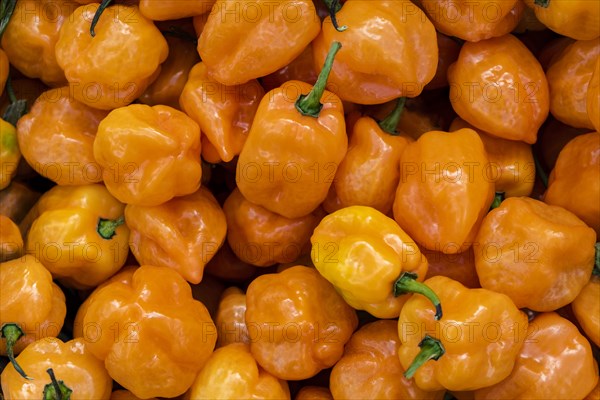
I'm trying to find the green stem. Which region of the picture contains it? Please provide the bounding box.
[324,0,346,31]
[533,152,548,188]
[378,97,406,135]
[43,368,73,400]
[394,272,442,320]
[295,41,341,118]
[90,0,113,37]
[534,0,550,7]
[593,243,600,277]
[1,324,31,380]
[404,335,445,379]
[97,215,125,239]
[0,0,16,38]
[490,192,505,210]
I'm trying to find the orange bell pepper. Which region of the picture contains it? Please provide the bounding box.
[312,0,438,104]
[16,86,108,185]
[179,62,265,163]
[523,0,600,40]
[331,320,445,400]
[125,186,227,283]
[245,265,358,380]
[475,197,596,311]
[448,34,549,143]
[393,128,494,254]
[236,43,347,219]
[544,132,600,235]
[474,312,599,399]
[74,265,217,399]
[197,0,320,85]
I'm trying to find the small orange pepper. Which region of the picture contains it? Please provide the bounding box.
[215,287,249,348]
[572,273,600,347]
[523,0,600,40]
[0,215,23,262]
[0,118,21,190]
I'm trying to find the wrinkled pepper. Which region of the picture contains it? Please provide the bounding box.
[523,0,600,40]
[74,265,217,399]
[572,272,600,347]
[475,197,596,311]
[125,186,227,284]
[236,42,347,219]
[311,206,435,319]
[398,276,528,391]
[24,184,130,289]
[392,128,494,254]
[93,104,202,206]
[215,287,249,348]
[245,265,358,380]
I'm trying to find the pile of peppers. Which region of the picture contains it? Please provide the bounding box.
[0,0,599,399]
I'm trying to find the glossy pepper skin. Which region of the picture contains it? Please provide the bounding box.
[544,132,600,235]
[448,34,549,144]
[125,186,227,284]
[420,0,524,42]
[1,0,76,86]
[0,215,23,262]
[185,343,290,400]
[215,287,249,348]
[312,0,438,104]
[24,184,130,289]
[179,62,265,163]
[450,117,535,197]
[311,206,428,319]
[333,111,412,215]
[17,86,108,185]
[0,118,21,190]
[572,275,600,347]
[245,265,358,380]
[331,320,445,400]
[139,34,200,109]
[398,276,528,392]
[55,4,168,110]
[475,197,596,311]
[474,312,599,399]
[74,265,217,399]
[0,255,66,356]
[393,128,494,254]
[139,0,214,20]
[224,188,320,267]
[93,104,202,206]
[197,0,320,85]
[236,80,347,219]
[524,0,600,40]
[588,58,600,132]
[1,338,112,400]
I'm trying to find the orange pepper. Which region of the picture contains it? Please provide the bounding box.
[261,44,319,92]
[331,320,445,400]
[523,0,600,40]
[16,86,108,185]
[448,34,549,144]
[125,186,227,284]
[74,265,217,398]
[0,214,23,262]
[245,265,358,380]
[425,33,461,91]
[1,255,66,377]
[55,4,168,110]
[179,62,264,163]
[139,0,214,20]
[475,197,596,311]
[224,188,320,267]
[110,390,156,400]
[93,104,202,206]
[236,43,347,219]
[474,312,599,399]
[0,0,77,86]
[333,99,412,215]
[536,116,589,172]
[203,242,257,282]
[588,58,600,132]
[197,0,320,85]
[398,276,528,392]
[546,39,600,129]
[0,49,7,96]
[312,0,437,104]
[419,0,524,42]
[186,343,291,399]
[586,381,600,400]
[572,274,600,347]
[139,33,200,110]
[215,287,249,348]
[0,338,112,399]
[544,132,600,235]
[0,117,21,190]
[393,128,494,254]
[449,117,535,197]
[423,247,480,289]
